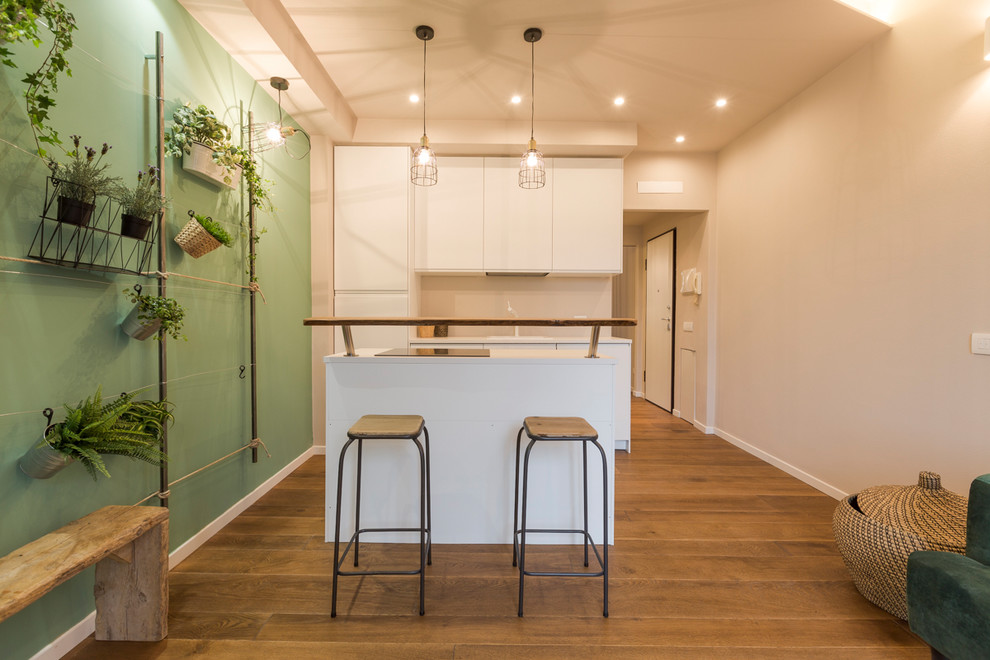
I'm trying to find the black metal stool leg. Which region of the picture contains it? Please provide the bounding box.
[592,438,609,618]
[512,426,524,567]
[332,436,357,618]
[412,436,427,616]
[424,427,433,566]
[518,438,536,617]
[583,438,590,568]
[353,438,363,567]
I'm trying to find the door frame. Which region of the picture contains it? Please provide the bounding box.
[645,228,676,411]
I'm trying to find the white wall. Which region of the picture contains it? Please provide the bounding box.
[715,0,990,496]
[310,135,333,446]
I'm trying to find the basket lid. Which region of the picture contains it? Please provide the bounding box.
[857,471,967,549]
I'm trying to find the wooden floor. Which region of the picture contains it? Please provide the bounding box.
[66,400,927,659]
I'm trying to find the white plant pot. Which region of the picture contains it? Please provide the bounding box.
[121,304,162,341]
[181,142,241,190]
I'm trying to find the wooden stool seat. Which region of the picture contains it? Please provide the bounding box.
[524,416,598,440]
[348,414,425,438]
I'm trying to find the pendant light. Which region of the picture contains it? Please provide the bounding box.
[411,25,438,186]
[519,27,545,190]
[245,77,311,159]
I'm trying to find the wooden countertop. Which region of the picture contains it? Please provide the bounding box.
[303,317,636,327]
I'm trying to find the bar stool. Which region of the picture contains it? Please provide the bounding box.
[512,416,608,617]
[331,414,432,617]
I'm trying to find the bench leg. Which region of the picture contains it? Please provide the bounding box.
[94,520,168,641]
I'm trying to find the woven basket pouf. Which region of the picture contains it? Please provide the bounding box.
[174,218,222,258]
[832,471,967,620]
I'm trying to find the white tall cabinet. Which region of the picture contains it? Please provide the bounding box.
[333,146,410,352]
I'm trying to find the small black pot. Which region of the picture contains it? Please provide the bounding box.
[120,213,153,240]
[57,196,95,226]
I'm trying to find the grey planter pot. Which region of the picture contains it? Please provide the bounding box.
[19,442,73,479]
[121,304,161,340]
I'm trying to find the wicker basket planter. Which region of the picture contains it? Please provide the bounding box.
[174,217,222,258]
[832,471,967,620]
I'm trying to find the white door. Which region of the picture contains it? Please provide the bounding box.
[646,231,674,410]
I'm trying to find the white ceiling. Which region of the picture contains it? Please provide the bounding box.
[178,0,889,156]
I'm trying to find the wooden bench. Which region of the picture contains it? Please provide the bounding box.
[0,505,168,641]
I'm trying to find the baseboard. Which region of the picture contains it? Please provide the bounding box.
[671,407,681,417]
[29,612,96,660]
[692,419,714,434]
[632,390,644,398]
[32,444,321,660]
[713,427,846,500]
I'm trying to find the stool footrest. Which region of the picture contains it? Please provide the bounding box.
[336,528,432,576]
[514,529,606,577]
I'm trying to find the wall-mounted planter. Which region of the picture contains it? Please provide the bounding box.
[120,213,153,240]
[19,436,72,479]
[174,216,223,258]
[182,142,240,189]
[121,304,162,340]
[56,196,95,226]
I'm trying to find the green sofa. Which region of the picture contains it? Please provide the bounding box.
[907,473,990,660]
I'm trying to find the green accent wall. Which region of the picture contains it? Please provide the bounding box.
[0,1,312,657]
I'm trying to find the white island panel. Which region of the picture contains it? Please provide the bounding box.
[324,351,615,545]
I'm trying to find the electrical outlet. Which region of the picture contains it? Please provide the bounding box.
[683,321,694,332]
[972,333,990,356]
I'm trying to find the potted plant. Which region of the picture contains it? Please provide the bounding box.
[45,135,119,226]
[115,166,167,240]
[163,103,242,189]
[174,209,234,258]
[1,1,77,156]
[121,285,186,341]
[18,386,172,480]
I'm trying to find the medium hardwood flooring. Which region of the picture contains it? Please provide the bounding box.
[65,400,927,658]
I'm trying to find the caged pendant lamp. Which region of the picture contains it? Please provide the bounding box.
[245,77,311,158]
[519,27,545,190]
[411,25,438,186]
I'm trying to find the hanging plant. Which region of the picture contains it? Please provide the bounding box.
[0,1,78,156]
[122,285,186,341]
[18,386,172,481]
[115,166,168,240]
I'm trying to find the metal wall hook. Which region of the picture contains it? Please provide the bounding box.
[133,283,143,295]
[239,365,246,379]
[42,408,53,425]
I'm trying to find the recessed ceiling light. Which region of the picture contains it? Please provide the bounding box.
[675,135,686,143]
[614,96,625,106]
[715,98,728,108]
[409,94,419,103]
[511,95,522,104]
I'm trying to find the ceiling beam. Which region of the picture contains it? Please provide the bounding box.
[240,0,356,142]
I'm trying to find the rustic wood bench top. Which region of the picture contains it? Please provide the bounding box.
[0,505,168,623]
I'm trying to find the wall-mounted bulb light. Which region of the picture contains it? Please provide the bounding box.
[245,77,311,158]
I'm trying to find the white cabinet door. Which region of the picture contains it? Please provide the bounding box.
[333,293,409,353]
[483,157,553,272]
[334,146,409,291]
[552,158,622,273]
[414,157,484,272]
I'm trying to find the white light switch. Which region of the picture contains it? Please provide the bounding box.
[683,321,694,332]
[973,333,990,355]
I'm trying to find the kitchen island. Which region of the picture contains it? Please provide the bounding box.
[310,317,635,546]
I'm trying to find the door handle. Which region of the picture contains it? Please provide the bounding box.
[661,316,671,330]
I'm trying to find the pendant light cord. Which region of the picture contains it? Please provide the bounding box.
[530,39,535,141]
[422,36,428,137]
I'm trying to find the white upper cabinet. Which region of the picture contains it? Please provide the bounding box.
[483,157,553,273]
[552,158,622,273]
[414,157,484,273]
[334,146,409,291]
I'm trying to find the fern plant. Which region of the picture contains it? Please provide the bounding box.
[41,386,172,480]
